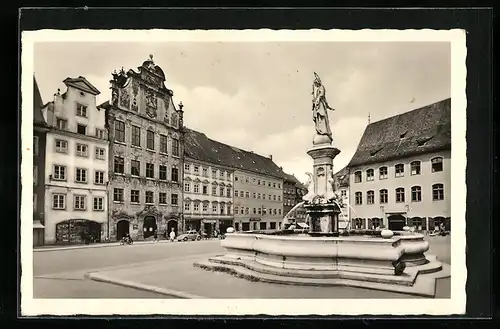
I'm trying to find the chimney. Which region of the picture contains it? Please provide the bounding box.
[269,154,273,160]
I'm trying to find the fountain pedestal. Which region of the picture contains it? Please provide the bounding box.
[304,136,341,235]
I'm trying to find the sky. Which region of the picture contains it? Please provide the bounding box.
[33,41,450,183]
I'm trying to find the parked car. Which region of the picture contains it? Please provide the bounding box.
[176,230,202,242]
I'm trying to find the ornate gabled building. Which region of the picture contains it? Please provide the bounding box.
[40,76,109,244]
[184,129,286,232]
[331,166,350,230]
[282,173,307,222]
[102,55,185,241]
[348,98,451,232]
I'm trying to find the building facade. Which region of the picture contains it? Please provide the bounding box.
[33,77,49,246]
[332,166,350,230]
[283,173,307,223]
[184,129,285,232]
[183,157,234,235]
[40,77,109,244]
[104,56,185,241]
[348,98,451,232]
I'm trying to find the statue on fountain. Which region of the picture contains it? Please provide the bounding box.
[312,72,335,144]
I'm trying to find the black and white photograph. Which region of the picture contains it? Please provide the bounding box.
[21,29,466,316]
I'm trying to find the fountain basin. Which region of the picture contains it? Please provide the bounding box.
[194,231,447,297]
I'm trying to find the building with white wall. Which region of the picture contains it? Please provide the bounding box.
[347,98,451,232]
[41,77,109,244]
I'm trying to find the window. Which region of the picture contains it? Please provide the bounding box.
[74,195,86,210]
[396,187,405,203]
[194,203,199,212]
[278,209,282,215]
[278,195,281,202]
[380,189,388,204]
[246,191,250,198]
[114,156,124,174]
[33,136,39,156]
[273,209,277,215]
[240,207,244,215]
[202,203,208,212]
[202,168,208,177]
[371,218,383,229]
[184,163,190,172]
[367,190,375,204]
[55,139,68,153]
[77,124,87,135]
[212,185,217,195]
[75,168,88,183]
[159,192,167,204]
[172,138,179,156]
[76,143,88,157]
[270,222,277,230]
[184,183,191,192]
[220,205,225,215]
[114,120,125,142]
[194,184,200,193]
[235,190,239,197]
[33,166,38,185]
[258,180,261,185]
[52,194,66,209]
[411,161,421,175]
[159,135,167,154]
[354,171,362,183]
[268,194,272,200]
[227,188,231,198]
[94,171,105,185]
[202,185,208,195]
[246,207,250,215]
[379,166,388,179]
[395,164,404,177]
[114,188,124,202]
[131,190,140,203]
[220,171,225,179]
[96,128,106,139]
[145,191,154,204]
[171,193,178,205]
[411,186,422,202]
[212,204,217,213]
[184,202,191,211]
[432,184,444,201]
[258,208,262,215]
[234,176,239,182]
[52,165,66,181]
[131,126,141,147]
[212,169,217,178]
[253,208,256,214]
[234,206,240,214]
[56,118,67,130]
[366,169,374,181]
[131,160,140,176]
[253,192,256,199]
[93,197,104,211]
[431,157,443,173]
[159,165,167,180]
[257,193,261,199]
[273,195,276,201]
[146,163,154,178]
[268,182,272,187]
[355,192,362,205]
[95,147,106,160]
[341,190,347,197]
[220,187,224,196]
[147,130,155,150]
[76,103,87,117]
[194,166,199,174]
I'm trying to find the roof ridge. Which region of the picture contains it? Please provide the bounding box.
[368,98,450,126]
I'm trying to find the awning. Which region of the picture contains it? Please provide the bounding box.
[33,220,45,229]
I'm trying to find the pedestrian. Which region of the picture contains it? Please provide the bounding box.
[153,229,158,243]
[169,227,176,242]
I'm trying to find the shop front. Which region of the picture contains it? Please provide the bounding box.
[249,217,261,231]
[55,219,102,244]
[218,219,233,234]
[202,219,217,237]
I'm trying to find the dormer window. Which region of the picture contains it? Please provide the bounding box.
[76,103,87,118]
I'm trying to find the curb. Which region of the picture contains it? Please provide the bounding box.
[85,272,206,299]
[34,239,218,252]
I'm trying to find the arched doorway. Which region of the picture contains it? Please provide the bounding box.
[143,216,157,239]
[116,220,130,241]
[432,216,446,231]
[55,219,102,244]
[166,220,178,235]
[388,214,406,231]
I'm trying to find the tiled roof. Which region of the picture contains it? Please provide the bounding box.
[283,172,302,185]
[332,166,349,187]
[348,98,451,167]
[184,128,287,179]
[33,76,47,126]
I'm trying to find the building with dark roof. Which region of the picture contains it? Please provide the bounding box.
[33,76,49,246]
[103,55,185,241]
[183,128,288,232]
[282,173,307,223]
[40,75,110,244]
[347,98,451,232]
[332,166,350,230]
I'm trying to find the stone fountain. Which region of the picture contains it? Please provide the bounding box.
[193,73,449,297]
